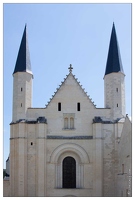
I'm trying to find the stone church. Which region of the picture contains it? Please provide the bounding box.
[3,23,132,197]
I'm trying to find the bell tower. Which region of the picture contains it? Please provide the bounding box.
[104,23,125,120]
[12,25,33,122]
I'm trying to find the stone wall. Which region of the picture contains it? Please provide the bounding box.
[116,116,132,196]
[104,72,125,119]
[3,179,10,197]
[12,72,32,122]
[102,124,116,196]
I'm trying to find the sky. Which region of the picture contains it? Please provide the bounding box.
[3,2,131,168]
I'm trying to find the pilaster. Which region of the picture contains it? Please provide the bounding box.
[92,123,103,196]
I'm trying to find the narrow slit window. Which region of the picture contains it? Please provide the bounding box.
[77,102,80,111]
[117,103,118,107]
[116,88,118,92]
[31,142,33,146]
[122,164,124,174]
[21,87,23,92]
[21,103,22,107]
[58,102,61,111]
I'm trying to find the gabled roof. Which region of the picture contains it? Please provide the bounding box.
[13,25,32,74]
[104,23,124,76]
[45,68,96,108]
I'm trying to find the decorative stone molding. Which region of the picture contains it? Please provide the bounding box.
[50,143,90,189]
[47,135,93,139]
[50,143,90,164]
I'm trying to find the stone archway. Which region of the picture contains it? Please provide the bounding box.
[50,143,90,188]
[50,143,90,164]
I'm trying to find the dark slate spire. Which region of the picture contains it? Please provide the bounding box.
[104,23,124,76]
[13,25,32,74]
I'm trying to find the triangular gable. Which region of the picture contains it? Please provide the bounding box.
[45,72,96,108]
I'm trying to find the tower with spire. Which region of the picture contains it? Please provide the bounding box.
[12,25,33,122]
[104,23,125,120]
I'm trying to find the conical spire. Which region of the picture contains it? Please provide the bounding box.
[13,25,32,74]
[104,23,124,76]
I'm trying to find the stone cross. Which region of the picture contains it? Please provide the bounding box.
[68,64,73,73]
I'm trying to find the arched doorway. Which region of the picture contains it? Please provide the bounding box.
[63,156,76,188]
[50,143,90,188]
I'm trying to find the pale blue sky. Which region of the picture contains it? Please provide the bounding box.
[3,3,131,167]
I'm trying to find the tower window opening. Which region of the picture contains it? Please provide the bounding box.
[31,142,33,146]
[58,102,61,111]
[116,88,118,92]
[21,87,23,92]
[77,102,80,111]
[122,164,124,174]
[117,103,118,107]
[21,103,22,107]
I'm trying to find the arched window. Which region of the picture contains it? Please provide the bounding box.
[64,117,68,129]
[63,156,76,188]
[70,117,74,129]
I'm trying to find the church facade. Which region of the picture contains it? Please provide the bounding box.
[3,24,132,197]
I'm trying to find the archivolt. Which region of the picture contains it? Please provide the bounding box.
[50,143,90,164]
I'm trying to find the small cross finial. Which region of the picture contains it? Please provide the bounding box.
[68,64,73,73]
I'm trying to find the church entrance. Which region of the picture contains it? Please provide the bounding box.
[62,156,76,188]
